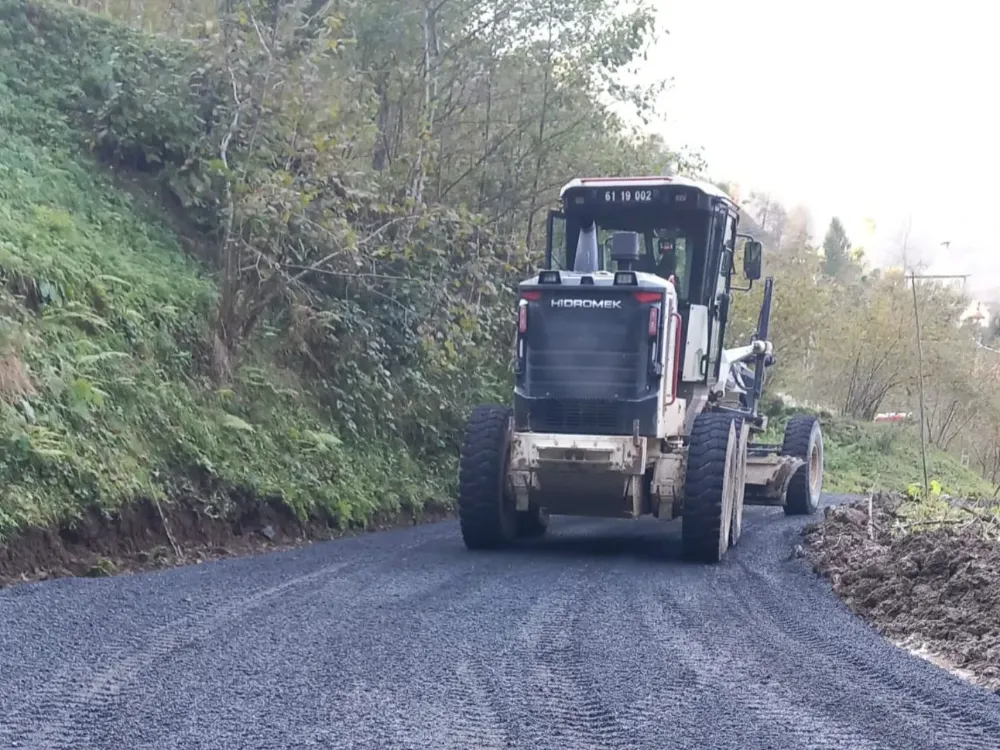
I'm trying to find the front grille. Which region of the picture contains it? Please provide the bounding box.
[528,398,627,434]
[526,349,642,394]
[523,298,646,399]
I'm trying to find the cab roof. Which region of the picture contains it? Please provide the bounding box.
[559,175,735,205]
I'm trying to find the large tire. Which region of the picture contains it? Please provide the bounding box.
[457,405,518,549]
[682,412,744,563]
[515,506,549,539]
[782,414,824,515]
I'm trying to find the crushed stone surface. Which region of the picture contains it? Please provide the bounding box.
[2,494,999,749]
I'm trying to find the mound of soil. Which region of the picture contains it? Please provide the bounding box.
[804,493,1000,693]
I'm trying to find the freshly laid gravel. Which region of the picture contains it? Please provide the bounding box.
[1,493,999,749]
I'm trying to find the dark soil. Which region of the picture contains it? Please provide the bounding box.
[804,493,1000,693]
[0,481,452,588]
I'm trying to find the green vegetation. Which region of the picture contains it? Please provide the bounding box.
[759,399,992,498]
[0,58,451,535]
[729,190,1000,502]
[0,0,466,537]
[0,0,691,543]
[821,422,991,497]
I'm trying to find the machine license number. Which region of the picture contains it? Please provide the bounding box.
[603,188,654,203]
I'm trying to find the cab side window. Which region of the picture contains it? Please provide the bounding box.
[709,211,734,283]
[549,216,567,269]
[674,238,689,299]
[722,213,737,275]
[652,230,690,301]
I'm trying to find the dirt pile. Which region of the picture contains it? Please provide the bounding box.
[804,493,1000,693]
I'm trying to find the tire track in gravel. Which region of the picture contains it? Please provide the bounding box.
[0,522,454,750]
[2,520,474,750]
[738,561,1000,748]
[2,560,354,750]
[508,573,631,750]
[42,527,491,750]
[408,560,642,750]
[643,570,886,749]
[341,558,566,750]
[104,533,563,750]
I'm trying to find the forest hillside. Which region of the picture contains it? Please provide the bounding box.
[0,0,993,580]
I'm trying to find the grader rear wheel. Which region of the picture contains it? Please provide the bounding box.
[457,405,519,549]
[682,412,745,563]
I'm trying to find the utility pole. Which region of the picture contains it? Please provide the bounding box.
[906,268,968,499]
[900,215,913,271]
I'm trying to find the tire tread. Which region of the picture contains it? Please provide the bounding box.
[458,405,515,549]
[683,412,742,563]
[782,414,822,516]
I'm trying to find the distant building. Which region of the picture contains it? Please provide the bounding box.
[961,300,990,328]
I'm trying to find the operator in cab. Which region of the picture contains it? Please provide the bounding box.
[655,236,677,279]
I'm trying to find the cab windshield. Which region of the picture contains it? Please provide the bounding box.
[609,229,691,302]
[551,218,700,303]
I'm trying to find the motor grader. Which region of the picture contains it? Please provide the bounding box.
[456,176,824,562]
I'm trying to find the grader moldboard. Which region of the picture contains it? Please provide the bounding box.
[457,176,824,563]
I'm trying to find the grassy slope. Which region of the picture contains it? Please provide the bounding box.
[823,421,992,497]
[0,9,448,541]
[761,405,993,497]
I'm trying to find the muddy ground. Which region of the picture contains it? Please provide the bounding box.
[804,493,1000,693]
[0,486,452,588]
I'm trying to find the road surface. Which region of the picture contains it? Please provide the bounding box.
[1,494,999,749]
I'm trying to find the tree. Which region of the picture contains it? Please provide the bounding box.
[821,217,851,279]
[63,0,684,455]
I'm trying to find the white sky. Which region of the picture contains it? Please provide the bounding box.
[634,0,1000,294]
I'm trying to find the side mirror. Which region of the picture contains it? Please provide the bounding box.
[743,240,763,280]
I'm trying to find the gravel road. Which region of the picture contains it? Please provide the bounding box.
[2,493,999,750]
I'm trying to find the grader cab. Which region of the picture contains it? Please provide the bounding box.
[457,176,824,562]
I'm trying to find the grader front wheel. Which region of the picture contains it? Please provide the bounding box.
[782,414,824,516]
[682,412,746,563]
